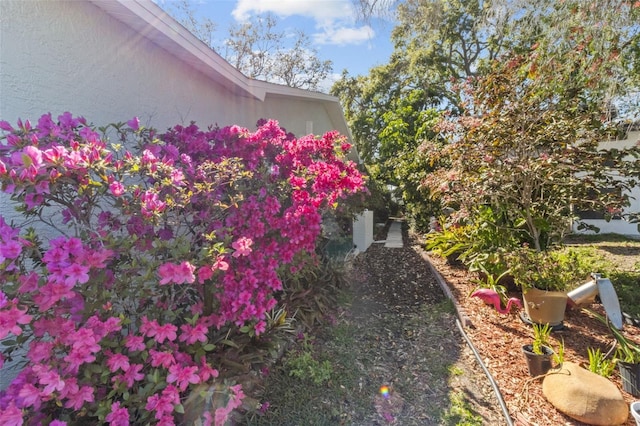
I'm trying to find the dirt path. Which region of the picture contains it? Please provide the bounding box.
[249,223,508,425]
[339,226,507,425]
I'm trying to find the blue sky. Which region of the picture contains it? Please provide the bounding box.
[157,0,396,88]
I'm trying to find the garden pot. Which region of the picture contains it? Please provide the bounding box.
[619,361,640,397]
[523,287,567,326]
[522,344,554,377]
[631,401,640,426]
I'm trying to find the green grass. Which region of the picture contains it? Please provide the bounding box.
[441,391,484,426]
[245,318,375,425]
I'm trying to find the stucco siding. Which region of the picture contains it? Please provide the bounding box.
[258,96,335,137]
[0,0,256,129]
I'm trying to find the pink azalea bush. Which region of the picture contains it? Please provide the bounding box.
[0,113,365,425]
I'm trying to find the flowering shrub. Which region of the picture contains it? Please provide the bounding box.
[0,113,365,425]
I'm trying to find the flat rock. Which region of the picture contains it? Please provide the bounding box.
[542,362,628,425]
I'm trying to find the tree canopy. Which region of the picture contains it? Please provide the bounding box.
[334,0,640,230]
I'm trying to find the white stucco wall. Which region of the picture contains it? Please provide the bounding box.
[0,0,342,137]
[573,130,640,237]
[1,1,236,129]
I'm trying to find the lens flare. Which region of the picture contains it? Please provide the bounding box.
[379,385,390,399]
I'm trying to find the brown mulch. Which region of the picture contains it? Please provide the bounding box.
[424,241,640,426]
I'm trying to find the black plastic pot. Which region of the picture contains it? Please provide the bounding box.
[522,344,554,377]
[619,361,640,397]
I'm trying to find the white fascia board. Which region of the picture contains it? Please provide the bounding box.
[89,0,264,100]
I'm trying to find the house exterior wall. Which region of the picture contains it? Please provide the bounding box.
[1,1,246,130]
[0,0,358,390]
[0,1,341,137]
[573,130,640,237]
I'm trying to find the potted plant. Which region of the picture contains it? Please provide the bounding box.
[522,323,555,377]
[589,310,640,397]
[613,330,640,397]
[508,248,576,326]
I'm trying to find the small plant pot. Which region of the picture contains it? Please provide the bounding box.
[631,401,640,426]
[522,344,554,377]
[619,361,640,397]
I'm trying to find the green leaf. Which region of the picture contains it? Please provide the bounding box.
[219,339,240,348]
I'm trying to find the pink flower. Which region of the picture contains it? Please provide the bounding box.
[154,324,178,344]
[141,317,177,343]
[158,261,195,285]
[63,263,90,286]
[213,256,229,271]
[254,320,266,336]
[232,237,253,257]
[179,322,208,344]
[167,364,200,391]
[0,303,33,339]
[35,366,65,396]
[0,401,23,426]
[124,334,146,352]
[107,353,130,373]
[109,181,125,197]
[149,349,175,368]
[18,382,41,408]
[32,281,76,312]
[112,363,144,388]
[197,265,214,283]
[27,341,54,362]
[175,261,195,284]
[105,401,130,426]
[67,386,95,410]
[198,357,219,382]
[127,117,140,131]
[0,240,22,259]
[158,262,177,285]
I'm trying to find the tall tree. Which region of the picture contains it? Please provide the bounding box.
[425,0,640,248]
[225,16,332,91]
[164,3,333,91]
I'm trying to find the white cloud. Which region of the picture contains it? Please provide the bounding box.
[232,0,353,23]
[313,25,373,46]
[232,0,374,47]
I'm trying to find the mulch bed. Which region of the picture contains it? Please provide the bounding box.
[425,247,640,426]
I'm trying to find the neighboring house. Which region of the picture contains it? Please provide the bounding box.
[573,129,640,237]
[0,0,357,161]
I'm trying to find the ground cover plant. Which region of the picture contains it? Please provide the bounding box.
[0,112,365,425]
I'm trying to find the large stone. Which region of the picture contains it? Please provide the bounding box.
[542,362,628,425]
